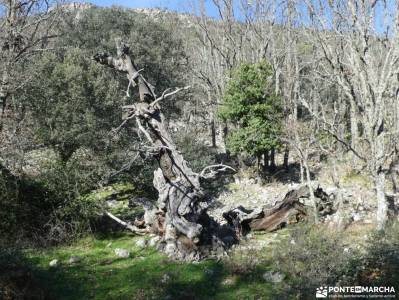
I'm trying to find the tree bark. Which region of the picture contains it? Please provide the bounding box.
[303,160,318,223]
[283,146,289,170]
[375,171,387,230]
[270,148,276,170]
[210,118,216,148]
[263,150,269,170]
[349,99,359,151]
[223,185,333,234]
[94,41,234,260]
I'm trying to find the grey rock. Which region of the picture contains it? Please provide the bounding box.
[222,278,235,286]
[351,213,361,222]
[161,273,171,283]
[106,200,119,208]
[114,248,130,258]
[263,271,285,283]
[49,259,59,267]
[68,256,81,264]
[148,236,160,247]
[135,239,147,248]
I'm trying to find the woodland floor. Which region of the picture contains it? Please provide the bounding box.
[23,233,283,300]
[18,222,377,300]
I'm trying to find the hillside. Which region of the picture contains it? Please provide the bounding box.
[1,1,399,299]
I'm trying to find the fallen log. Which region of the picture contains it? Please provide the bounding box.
[223,185,334,234]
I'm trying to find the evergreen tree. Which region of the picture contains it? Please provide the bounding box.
[219,61,284,168]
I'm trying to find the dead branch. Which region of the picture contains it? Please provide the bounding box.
[104,211,147,235]
[199,164,236,179]
[150,86,191,107]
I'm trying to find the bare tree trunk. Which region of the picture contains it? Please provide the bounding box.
[299,160,304,183]
[375,171,387,230]
[264,150,269,170]
[210,118,216,148]
[349,99,359,150]
[283,146,289,169]
[270,148,276,170]
[303,160,318,223]
[94,40,235,260]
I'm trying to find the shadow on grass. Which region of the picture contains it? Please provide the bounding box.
[26,221,399,300]
[0,248,53,299]
[24,248,281,300]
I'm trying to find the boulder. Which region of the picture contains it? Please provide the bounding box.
[263,271,285,283]
[114,248,130,258]
[68,256,81,264]
[148,236,160,247]
[135,239,148,249]
[161,273,171,283]
[49,259,59,268]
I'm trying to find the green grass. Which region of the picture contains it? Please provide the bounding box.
[24,234,284,300]
[342,171,372,188]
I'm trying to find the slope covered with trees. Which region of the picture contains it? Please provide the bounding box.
[1,0,399,299]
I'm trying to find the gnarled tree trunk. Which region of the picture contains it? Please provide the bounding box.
[94,40,235,260]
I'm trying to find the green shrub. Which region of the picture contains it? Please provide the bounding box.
[219,60,284,158]
[174,132,216,173]
[271,225,360,297]
[357,222,399,288]
[0,158,105,245]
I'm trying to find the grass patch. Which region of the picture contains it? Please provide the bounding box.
[22,223,393,299]
[24,234,281,300]
[342,170,372,188]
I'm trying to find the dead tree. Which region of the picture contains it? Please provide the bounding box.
[223,185,334,235]
[94,40,235,260]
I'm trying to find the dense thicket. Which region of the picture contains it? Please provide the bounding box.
[0,6,189,245]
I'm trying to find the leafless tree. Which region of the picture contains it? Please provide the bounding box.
[301,0,399,229]
[0,0,62,131]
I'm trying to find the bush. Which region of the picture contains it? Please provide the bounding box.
[0,166,54,246]
[0,247,49,299]
[219,61,284,158]
[33,158,106,243]
[271,225,360,297]
[357,222,399,288]
[0,158,105,246]
[174,132,217,173]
